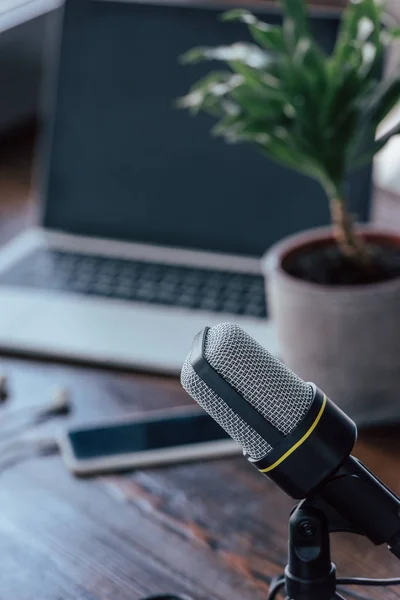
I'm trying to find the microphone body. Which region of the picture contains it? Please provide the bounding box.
[239,386,355,500]
[181,323,400,553]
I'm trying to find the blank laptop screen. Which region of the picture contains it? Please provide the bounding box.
[41,0,371,258]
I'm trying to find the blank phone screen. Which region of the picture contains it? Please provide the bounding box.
[68,412,230,460]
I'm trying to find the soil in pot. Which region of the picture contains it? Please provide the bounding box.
[283,242,400,286]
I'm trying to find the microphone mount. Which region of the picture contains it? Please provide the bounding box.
[269,457,400,600]
[283,502,337,600]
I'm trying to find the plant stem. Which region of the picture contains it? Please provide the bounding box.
[329,197,370,264]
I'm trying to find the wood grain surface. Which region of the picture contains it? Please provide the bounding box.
[0,125,399,600]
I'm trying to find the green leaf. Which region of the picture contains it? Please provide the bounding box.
[281,0,309,31]
[280,0,310,47]
[349,121,400,172]
[259,136,331,184]
[368,78,400,128]
[231,86,286,121]
[222,10,285,51]
[292,37,328,98]
[374,119,400,149]
[359,0,384,46]
[227,60,262,89]
[177,71,242,117]
[347,75,400,166]
[180,43,269,69]
[228,59,279,93]
[279,53,321,119]
[322,66,365,133]
[261,139,302,169]
[332,2,364,72]
[332,0,384,80]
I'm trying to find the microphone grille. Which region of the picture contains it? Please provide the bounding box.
[181,357,273,459]
[181,323,314,460]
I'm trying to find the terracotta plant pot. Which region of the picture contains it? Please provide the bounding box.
[262,226,400,427]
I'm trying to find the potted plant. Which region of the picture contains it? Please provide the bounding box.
[179,0,400,425]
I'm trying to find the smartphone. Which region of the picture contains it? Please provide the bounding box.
[60,405,240,475]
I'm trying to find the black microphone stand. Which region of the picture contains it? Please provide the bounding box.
[268,457,400,600]
[279,501,340,600]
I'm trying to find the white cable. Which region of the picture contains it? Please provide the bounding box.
[0,387,72,439]
[0,435,60,473]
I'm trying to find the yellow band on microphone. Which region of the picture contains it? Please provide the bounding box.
[259,395,327,473]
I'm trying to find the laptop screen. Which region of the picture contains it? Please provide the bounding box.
[41,0,371,258]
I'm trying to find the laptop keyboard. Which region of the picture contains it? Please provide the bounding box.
[0,249,267,318]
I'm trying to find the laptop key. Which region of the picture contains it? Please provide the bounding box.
[135,287,155,300]
[199,297,220,312]
[175,294,198,308]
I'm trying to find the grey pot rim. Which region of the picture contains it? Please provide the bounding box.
[262,224,400,296]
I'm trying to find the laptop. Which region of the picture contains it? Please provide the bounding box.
[0,0,372,374]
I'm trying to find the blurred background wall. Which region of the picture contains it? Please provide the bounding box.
[0,1,62,132]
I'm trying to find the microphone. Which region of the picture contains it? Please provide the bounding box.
[181,323,400,556]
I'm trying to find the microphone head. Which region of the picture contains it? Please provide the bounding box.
[181,323,314,460]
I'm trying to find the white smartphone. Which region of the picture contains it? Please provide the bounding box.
[59,405,240,476]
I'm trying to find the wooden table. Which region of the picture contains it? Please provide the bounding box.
[0,126,400,600]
